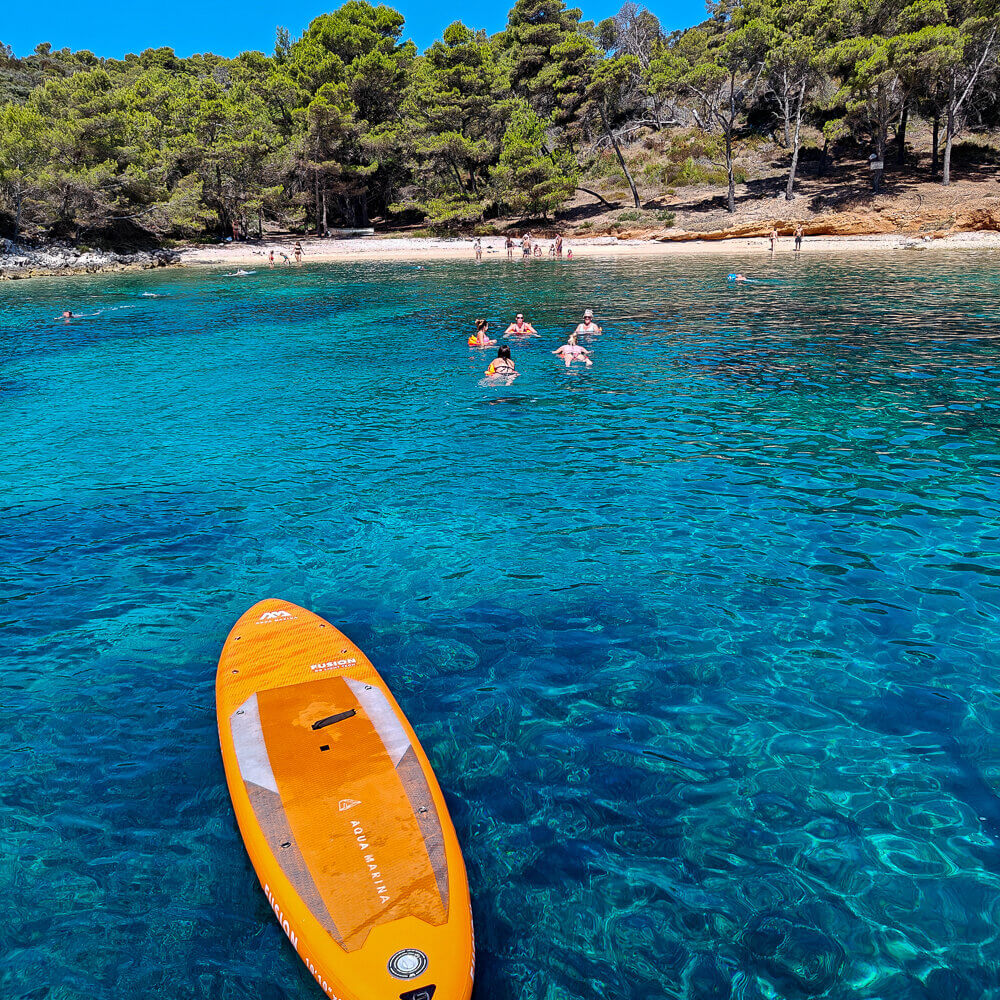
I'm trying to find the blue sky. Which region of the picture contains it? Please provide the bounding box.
[2,1,707,59]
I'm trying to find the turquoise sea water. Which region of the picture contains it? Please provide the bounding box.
[3,251,1000,1000]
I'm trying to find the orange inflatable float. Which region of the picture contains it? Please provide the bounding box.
[216,599,474,1000]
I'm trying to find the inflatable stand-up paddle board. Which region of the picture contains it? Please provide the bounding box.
[216,599,474,1000]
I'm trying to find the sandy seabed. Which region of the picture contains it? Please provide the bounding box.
[177,230,1000,268]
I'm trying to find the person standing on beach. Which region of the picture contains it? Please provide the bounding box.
[574,309,602,337]
[555,234,563,256]
[521,234,531,258]
[505,235,514,259]
[794,224,803,251]
[294,242,303,263]
[769,227,778,252]
[268,249,275,267]
[474,238,483,261]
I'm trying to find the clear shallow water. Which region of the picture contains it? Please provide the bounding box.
[3,251,1000,1000]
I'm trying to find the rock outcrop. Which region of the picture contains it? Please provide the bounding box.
[0,242,181,280]
[609,202,1000,243]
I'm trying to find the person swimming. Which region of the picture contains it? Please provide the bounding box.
[58,309,103,320]
[727,273,748,282]
[485,344,517,376]
[504,313,538,337]
[553,332,593,367]
[468,318,496,348]
[573,309,602,337]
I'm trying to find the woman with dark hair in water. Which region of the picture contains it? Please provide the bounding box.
[468,318,496,348]
[485,344,517,377]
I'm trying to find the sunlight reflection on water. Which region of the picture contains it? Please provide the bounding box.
[2,251,1000,999]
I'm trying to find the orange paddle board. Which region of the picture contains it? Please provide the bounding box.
[216,599,475,1000]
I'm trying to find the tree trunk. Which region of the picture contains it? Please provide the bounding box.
[942,105,955,186]
[601,103,640,208]
[785,80,806,201]
[315,170,322,236]
[258,206,263,239]
[725,74,737,213]
[321,188,328,235]
[725,128,736,213]
[14,186,22,237]
[931,116,939,174]
[896,105,908,166]
[781,70,792,148]
[943,76,956,186]
[576,186,613,207]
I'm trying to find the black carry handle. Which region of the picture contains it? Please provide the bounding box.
[311,709,357,730]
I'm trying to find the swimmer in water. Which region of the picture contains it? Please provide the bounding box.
[60,310,76,321]
[573,308,602,337]
[485,344,517,377]
[727,273,748,282]
[468,318,496,348]
[553,332,593,367]
[504,313,538,337]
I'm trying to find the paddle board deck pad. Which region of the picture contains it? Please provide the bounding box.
[216,599,474,1000]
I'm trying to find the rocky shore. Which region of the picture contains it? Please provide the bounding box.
[0,240,181,280]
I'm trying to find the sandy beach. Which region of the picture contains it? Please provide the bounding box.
[178,230,1000,268]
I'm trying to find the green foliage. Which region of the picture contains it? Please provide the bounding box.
[501,0,598,135]
[492,101,577,217]
[1,0,999,240]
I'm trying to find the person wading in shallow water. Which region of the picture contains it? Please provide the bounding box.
[504,313,538,337]
[573,309,602,337]
[794,223,804,252]
[553,332,593,367]
[468,318,496,348]
[485,344,517,376]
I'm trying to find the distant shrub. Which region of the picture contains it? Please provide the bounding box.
[656,210,676,225]
[617,209,641,222]
[578,221,593,229]
[583,151,625,180]
[950,141,1000,166]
